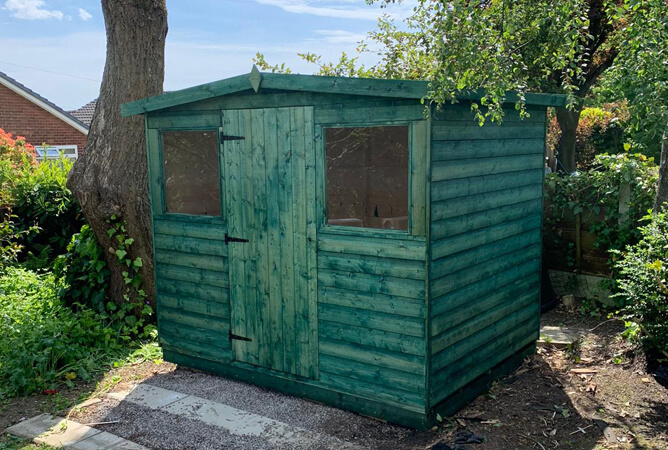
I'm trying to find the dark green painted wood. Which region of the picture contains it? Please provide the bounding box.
[318,232,426,261]
[318,372,424,409]
[431,154,543,182]
[433,105,546,123]
[432,123,545,141]
[147,112,222,129]
[319,338,425,375]
[318,252,425,280]
[318,303,424,337]
[318,286,425,318]
[431,139,544,162]
[432,185,542,222]
[155,262,229,288]
[315,104,426,124]
[319,321,424,356]
[155,249,226,272]
[159,294,230,319]
[431,169,543,202]
[163,350,431,429]
[154,233,227,257]
[122,72,567,116]
[156,277,228,302]
[319,354,425,392]
[153,217,227,241]
[225,106,317,378]
[318,270,425,299]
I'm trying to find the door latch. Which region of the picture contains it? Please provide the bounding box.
[229,331,252,342]
[225,234,249,244]
[220,133,245,141]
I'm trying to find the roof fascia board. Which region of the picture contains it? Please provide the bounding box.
[121,72,568,117]
[0,76,89,135]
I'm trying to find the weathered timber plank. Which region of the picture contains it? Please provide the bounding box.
[431,139,543,162]
[317,303,424,337]
[319,338,425,375]
[155,249,226,272]
[317,233,426,261]
[153,218,227,241]
[154,233,226,257]
[147,112,222,129]
[431,154,543,182]
[315,104,425,124]
[432,185,542,221]
[317,252,426,280]
[431,259,540,317]
[319,320,424,356]
[431,198,542,239]
[432,124,544,141]
[155,262,229,289]
[318,270,425,300]
[159,294,230,319]
[160,307,229,333]
[320,354,425,392]
[411,119,430,237]
[156,277,228,302]
[431,169,543,202]
[317,285,425,318]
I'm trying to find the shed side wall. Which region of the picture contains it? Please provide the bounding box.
[428,104,546,407]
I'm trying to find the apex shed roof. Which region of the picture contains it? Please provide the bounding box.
[121,67,568,117]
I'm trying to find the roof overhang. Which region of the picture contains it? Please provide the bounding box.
[121,66,568,117]
[0,73,89,135]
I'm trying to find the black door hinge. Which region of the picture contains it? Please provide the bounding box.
[220,133,245,141]
[225,233,249,244]
[229,331,252,342]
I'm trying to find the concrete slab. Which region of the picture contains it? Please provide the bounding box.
[4,414,149,450]
[108,384,189,409]
[538,325,585,348]
[122,383,360,449]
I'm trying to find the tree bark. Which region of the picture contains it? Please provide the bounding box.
[555,106,582,173]
[67,0,168,305]
[654,129,668,212]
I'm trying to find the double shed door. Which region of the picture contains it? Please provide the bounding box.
[223,107,318,379]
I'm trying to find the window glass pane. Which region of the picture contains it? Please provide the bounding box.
[325,126,409,230]
[162,130,221,216]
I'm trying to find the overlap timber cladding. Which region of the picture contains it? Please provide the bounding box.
[428,104,545,406]
[149,91,429,414]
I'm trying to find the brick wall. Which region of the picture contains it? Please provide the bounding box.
[0,83,88,152]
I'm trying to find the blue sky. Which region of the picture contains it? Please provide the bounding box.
[0,0,414,110]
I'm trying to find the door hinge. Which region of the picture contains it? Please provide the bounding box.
[225,233,249,244]
[229,331,252,342]
[220,133,245,141]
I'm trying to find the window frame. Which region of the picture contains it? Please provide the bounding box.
[156,127,225,221]
[318,120,421,239]
[35,145,78,160]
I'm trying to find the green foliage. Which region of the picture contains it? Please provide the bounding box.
[55,217,155,339]
[9,155,84,267]
[613,210,668,356]
[544,152,657,255]
[54,224,110,313]
[0,267,124,398]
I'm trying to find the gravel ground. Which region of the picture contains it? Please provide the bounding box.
[69,365,436,450]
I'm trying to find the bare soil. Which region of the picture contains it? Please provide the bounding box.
[434,307,668,450]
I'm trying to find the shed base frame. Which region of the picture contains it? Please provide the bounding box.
[163,342,536,430]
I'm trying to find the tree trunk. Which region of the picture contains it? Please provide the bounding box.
[67,0,168,305]
[555,106,582,173]
[654,129,668,212]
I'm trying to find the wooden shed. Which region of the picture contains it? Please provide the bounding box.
[121,68,567,429]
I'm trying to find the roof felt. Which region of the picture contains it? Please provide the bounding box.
[70,99,97,126]
[0,70,90,131]
[121,67,569,117]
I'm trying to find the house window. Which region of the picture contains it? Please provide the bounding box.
[35,145,78,160]
[325,125,409,231]
[162,130,221,216]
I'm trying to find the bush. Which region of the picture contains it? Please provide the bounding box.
[544,152,658,256]
[614,211,668,357]
[10,155,84,267]
[0,267,124,397]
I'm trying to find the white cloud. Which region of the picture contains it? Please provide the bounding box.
[78,8,91,21]
[4,0,63,20]
[249,0,400,21]
[311,29,366,44]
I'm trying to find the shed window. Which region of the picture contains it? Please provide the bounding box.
[162,130,221,216]
[325,126,409,230]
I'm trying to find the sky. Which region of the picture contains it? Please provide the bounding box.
[0,0,415,111]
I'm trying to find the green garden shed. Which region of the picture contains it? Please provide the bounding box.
[121,68,567,429]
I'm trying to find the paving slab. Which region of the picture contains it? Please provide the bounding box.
[538,325,586,348]
[4,413,149,450]
[108,384,189,409]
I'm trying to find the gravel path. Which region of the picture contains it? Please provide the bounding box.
[69,363,435,450]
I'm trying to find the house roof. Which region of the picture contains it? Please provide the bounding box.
[70,99,97,127]
[0,70,89,134]
[121,66,569,117]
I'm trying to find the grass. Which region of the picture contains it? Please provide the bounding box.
[0,436,57,450]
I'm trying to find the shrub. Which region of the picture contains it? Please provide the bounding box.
[0,267,124,397]
[10,155,84,267]
[0,128,37,167]
[544,152,657,256]
[614,211,668,357]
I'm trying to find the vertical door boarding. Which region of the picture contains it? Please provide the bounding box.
[223,107,318,379]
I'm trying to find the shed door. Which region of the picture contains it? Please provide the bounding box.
[223,107,318,378]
